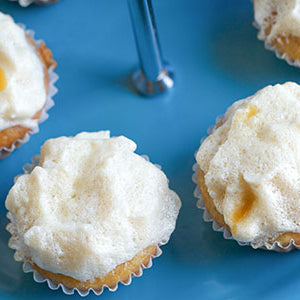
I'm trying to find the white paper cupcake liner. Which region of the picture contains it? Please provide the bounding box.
[0,25,58,159]
[253,20,300,68]
[6,154,167,296]
[9,0,58,7]
[193,122,300,252]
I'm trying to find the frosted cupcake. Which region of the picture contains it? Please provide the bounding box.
[0,12,57,157]
[195,82,300,250]
[253,0,300,66]
[6,131,181,294]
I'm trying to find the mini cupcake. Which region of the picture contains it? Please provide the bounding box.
[195,82,300,251]
[6,131,181,295]
[9,0,58,7]
[0,12,57,158]
[253,0,300,66]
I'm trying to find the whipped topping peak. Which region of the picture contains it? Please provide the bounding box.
[6,131,181,281]
[197,82,300,245]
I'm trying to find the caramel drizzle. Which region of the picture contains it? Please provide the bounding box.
[0,66,7,92]
[232,176,257,235]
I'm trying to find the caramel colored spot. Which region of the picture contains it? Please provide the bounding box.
[264,11,277,36]
[233,105,259,126]
[246,104,259,120]
[232,176,257,234]
[0,66,7,92]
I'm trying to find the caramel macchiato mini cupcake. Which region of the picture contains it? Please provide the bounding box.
[195,82,300,251]
[6,131,181,295]
[0,12,57,158]
[254,0,300,67]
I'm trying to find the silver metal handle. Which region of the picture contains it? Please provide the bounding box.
[128,0,174,96]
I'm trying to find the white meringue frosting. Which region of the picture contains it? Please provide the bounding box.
[0,12,46,131]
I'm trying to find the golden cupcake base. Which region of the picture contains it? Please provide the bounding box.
[20,245,162,296]
[32,245,158,293]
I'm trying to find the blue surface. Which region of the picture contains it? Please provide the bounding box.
[1,0,300,299]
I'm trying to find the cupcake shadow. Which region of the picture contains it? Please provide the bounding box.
[0,216,70,298]
[0,216,25,293]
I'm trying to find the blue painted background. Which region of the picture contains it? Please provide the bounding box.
[1,0,300,299]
